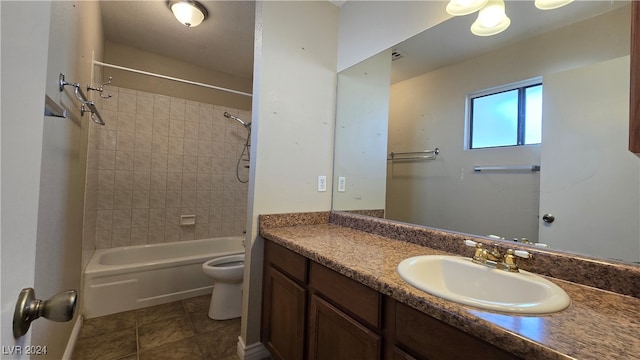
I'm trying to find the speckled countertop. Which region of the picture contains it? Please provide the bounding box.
[259,211,640,360]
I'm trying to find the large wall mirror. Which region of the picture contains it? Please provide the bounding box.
[333,0,640,264]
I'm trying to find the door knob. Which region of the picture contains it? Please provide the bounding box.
[542,213,555,223]
[13,288,77,338]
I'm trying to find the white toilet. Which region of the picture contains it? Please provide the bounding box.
[202,254,245,320]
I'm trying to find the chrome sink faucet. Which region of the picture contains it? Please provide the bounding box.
[464,240,532,272]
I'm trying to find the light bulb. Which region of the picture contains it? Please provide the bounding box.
[535,0,574,10]
[470,0,510,36]
[446,0,489,16]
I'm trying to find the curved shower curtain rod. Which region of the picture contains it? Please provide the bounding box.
[92,60,253,97]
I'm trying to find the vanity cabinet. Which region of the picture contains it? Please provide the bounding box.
[261,240,520,360]
[261,240,307,360]
[391,300,519,360]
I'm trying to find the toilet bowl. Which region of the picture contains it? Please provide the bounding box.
[202,254,245,320]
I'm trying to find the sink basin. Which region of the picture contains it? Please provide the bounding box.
[397,255,570,314]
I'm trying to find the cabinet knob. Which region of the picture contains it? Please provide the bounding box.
[542,214,555,223]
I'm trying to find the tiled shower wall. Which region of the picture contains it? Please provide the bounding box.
[83,86,250,250]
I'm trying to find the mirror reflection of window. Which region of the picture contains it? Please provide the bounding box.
[469,79,542,149]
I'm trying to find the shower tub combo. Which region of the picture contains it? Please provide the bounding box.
[83,236,244,319]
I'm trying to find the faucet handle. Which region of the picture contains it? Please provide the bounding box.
[464,239,478,247]
[463,240,487,263]
[502,249,532,272]
[513,250,532,259]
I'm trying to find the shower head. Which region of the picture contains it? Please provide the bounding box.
[224,112,251,128]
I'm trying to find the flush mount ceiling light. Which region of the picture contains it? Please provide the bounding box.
[446,0,489,16]
[167,0,208,27]
[470,0,511,36]
[534,0,574,10]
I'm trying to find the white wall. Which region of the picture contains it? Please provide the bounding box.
[386,6,630,241]
[241,0,338,349]
[333,50,392,211]
[337,1,449,71]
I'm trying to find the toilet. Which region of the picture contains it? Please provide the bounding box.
[202,254,245,320]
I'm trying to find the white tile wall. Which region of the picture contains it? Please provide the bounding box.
[84,86,250,249]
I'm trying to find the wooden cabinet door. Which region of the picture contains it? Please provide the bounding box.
[308,294,381,360]
[394,302,520,360]
[261,266,306,360]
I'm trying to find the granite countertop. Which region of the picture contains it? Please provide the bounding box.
[260,220,640,360]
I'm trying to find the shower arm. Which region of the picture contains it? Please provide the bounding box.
[224,112,251,128]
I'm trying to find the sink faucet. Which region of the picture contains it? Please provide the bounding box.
[464,240,532,272]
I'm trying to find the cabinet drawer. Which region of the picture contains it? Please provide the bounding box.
[395,302,520,360]
[264,240,307,283]
[309,262,381,330]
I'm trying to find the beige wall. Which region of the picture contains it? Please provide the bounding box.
[386,6,630,241]
[241,0,339,350]
[104,41,252,110]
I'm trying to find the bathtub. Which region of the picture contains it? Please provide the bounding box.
[83,236,244,319]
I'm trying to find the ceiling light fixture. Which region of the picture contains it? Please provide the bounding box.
[534,0,574,11]
[446,0,489,16]
[470,0,511,36]
[167,0,208,28]
[446,0,573,37]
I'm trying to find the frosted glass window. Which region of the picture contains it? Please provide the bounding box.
[525,85,542,145]
[471,90,518,148]
[469,82,542,149]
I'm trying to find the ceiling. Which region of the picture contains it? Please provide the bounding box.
[391,0,629,84]
[100,0,256,80]
[100,1,627,84]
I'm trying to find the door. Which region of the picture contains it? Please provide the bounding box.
[538,56,640,262]
[307,294,381,360]
[1,1,54,356]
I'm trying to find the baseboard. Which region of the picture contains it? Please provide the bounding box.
[61,315,83,360]
[236,336,271,360]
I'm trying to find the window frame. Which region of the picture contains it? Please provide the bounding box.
[466,77,543,150]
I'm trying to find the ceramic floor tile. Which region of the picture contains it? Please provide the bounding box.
[188,310,241,335]
[80,311,136,339]
[72,327,137,360]
[183,294,211,313]
[195,328,240,360]
[73,296,239,360]
[138,314,195,350]
[138,336,203,360]
[136,301,186,325]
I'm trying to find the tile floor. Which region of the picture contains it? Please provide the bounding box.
[72,295,240,360]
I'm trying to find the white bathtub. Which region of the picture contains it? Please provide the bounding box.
[83,236,244,319]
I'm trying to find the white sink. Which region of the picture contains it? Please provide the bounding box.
[397,255,570,314]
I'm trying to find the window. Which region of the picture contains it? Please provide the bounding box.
[468,79,542,149]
